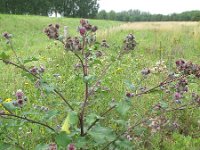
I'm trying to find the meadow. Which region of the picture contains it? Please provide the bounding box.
[0,14,200,149]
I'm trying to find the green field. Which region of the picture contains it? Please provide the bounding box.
[0,15,200,149]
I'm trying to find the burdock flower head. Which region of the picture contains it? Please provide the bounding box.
[101,39,109,48]
[91,26,98,32]
[141,68,151,76]
[123,33,137,51]
[78,19,98,36]
[175,59,200,78]
[44,24,60,40]
[16,89,24,100]
[15,89,27,107]
[2,32,12,40]
[80,19,88,26]
[79,27,87,36]
[67,144,76,150]
[29,66,38,75]
[64,37,82,51]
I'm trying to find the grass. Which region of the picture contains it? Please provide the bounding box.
[0,14,200,149]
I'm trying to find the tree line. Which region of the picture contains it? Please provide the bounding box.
[0,0,200,21]
[0,0,99,18]
[97,10,200,21]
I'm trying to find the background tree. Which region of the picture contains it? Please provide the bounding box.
[0,0,99,17]
[75,0,99,18]
[97,10,108,19]
[96,9,200,21]
[108,10,116,20]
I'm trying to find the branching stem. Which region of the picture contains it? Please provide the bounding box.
[0,113,56,132]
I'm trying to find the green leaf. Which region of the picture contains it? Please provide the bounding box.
[113,119,127,126]
[0,52,10,60]
[83,75,95,83]
[34,144,49,150]
[116,101,130,116]
[110,55,116,62]
[55,132,71,148]
[160,101,168,109]
[23,57,39,64]
[0,142,12,150]
[115,139,133,150]
[42,110,58,121]
[76,137,87,148]
[3,102,16,111]
[134,127,147,136]
[89,125,116,145]
[68,111,78,126]
[41,83,54,93]
[92,59,102,66]
[86,113,99,125]
[21,72,35,81]
[124,80,135,90]
[58,35,64,41]
[93,42,100,50]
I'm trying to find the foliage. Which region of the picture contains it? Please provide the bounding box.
[0,0,99,18]
[97,9,200,21]
[0,15,200,149]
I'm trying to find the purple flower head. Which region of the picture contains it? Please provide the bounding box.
[16,89,24,100]
[49,143,57,150]
[2,32,12,39]
[39,65,45,73]
[141,68,151,76]
[84,24,92,30]
[176,59,185,67]
[55,24,60,29]
[91,26,98,32]
[174,92,182,100]
[80,19,88,26]
[79,27,86,36]
[30,66,38,75]
[17,99,24,107]
[126,92,134,98]
[67,144,76,150]
[44,24,59,40]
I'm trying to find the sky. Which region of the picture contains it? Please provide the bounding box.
[99,0,200,15]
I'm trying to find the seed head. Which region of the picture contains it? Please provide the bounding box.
[2,32,12,39]
[141,68,151,75]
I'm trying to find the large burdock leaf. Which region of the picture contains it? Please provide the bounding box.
[3,102,16,112]
[89,125,116,145]
[116,100,130,116]
[55,132,71,148]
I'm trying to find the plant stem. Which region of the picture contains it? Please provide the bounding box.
[84,105,116,135]
[0,113,56,132]
[89,63,112,96]
[0,58,74,110]
[54,89,74,111]
[102,102,197,149]
[134,74,188,97]
[9,40,22,65]
[79,36,90,136]
[88,52,122,96]
[85,74,188,135]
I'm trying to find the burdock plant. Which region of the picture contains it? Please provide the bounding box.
[0,19,199,150]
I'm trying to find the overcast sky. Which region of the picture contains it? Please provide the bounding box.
[99,0,200,15]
